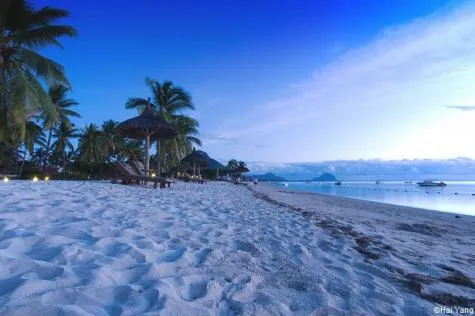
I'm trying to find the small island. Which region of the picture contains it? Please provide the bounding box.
[311,172,338,181]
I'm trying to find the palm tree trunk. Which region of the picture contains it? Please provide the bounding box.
[156,140,161,176]
[18,147,27,178]
[145,134,150,176]
[42,126,54,170]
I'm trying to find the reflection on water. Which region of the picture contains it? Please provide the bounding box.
[278,181,475,215]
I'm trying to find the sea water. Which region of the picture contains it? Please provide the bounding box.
[278,181,475,216]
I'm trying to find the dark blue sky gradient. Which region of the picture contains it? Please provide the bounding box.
[35,0,461,160]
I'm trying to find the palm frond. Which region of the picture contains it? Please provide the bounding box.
[125,97,148,110]
[15,48,70,86]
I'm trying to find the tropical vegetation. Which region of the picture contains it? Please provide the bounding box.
[0,1,241,180]
[125,78,201,174]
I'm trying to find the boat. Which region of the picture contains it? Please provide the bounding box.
[375,180,381,184]
[417,180,447,187]
[334,181,342,185]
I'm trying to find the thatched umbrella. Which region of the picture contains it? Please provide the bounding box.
[206,157,225,179]
[181,149,209,177]
[117,103,177,175]
[230,166,250,181]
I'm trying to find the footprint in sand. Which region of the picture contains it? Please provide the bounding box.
[27,246,64,263]
[178,281,208,301]
[159,247,186,262]
[193,248,213,266]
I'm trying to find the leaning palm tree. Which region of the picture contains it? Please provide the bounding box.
[42,85,80,168]
[126,78,196,174]
[0,1,77,144]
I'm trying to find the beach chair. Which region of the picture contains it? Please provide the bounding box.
[128,161,174,188]
[113,162,171,189]
[183,172,205,184]
[130,160,174,188]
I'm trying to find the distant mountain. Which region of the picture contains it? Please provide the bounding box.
[250,172,286,181]
[312,172,337,181]
[245,158,475,181]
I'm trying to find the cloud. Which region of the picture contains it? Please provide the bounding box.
[201,133,238,145]
[447,105,475,111]
[213,2,475,147]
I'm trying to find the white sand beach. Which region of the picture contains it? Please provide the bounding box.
[0,181,474,315]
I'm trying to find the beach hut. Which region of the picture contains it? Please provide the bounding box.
[181,149,209,178]
[117,100,177,175]
[181,150,225,179]
[230,166,250,183]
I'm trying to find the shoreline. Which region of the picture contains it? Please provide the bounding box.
[255,181,475,217]
[247,182,475,307]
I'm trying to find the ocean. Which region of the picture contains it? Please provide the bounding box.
[276,181,475,216]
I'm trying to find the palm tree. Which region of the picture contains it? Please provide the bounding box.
[77,124,106,165]
[52,123,78,173]
[157,115,201,172]
[117,140,144,163]
[0,1,77,144]
[226,159,239,172]
[126,78,197,174]
[42,85,80,168]
[101,120,122,161]
[52,122,78,156]
[18,120,45,176]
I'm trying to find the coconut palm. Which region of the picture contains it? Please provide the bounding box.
[52,122,78,155]
[101,120,123,161]
[42,85,80,168]
[0,1,77,144]
[77,124,106,164]
[157,115,201,172]
[18,120,45,175]
[125,78,197,174]
[226,159,239,171]
[51,123,78,172]
[117,139,144,162]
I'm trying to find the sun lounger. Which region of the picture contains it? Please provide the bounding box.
[113,162,172,189]
[183,172,205,184]
[129,161,174,188]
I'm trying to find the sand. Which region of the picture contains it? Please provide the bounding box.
[0,180,474,315]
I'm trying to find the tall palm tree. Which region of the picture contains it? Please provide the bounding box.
[42,85,80,168]
[0,1,77,144]
[77,124,106,165]
[126,78,197,174]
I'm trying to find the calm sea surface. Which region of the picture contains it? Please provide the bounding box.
[276,181,475,216]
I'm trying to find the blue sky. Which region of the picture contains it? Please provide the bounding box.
[37,0,475,162]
